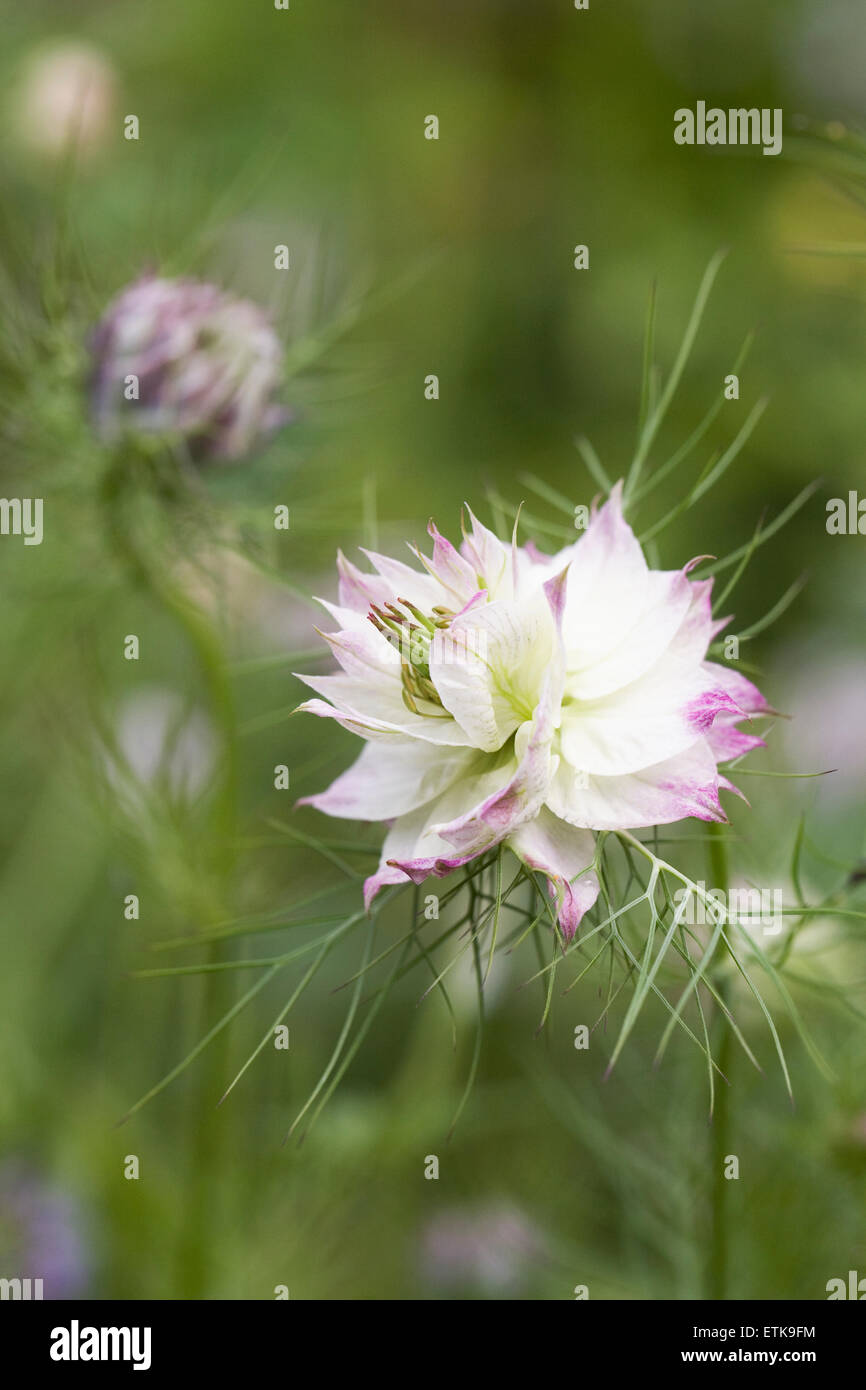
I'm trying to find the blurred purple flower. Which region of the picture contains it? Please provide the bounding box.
[0,1162,91,1299]
[420,1201,546,1295]
[90,274,290,462]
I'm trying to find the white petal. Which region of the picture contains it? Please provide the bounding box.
[546,480,646,596]
[335,550,392,614]
[416,521,479,607]
[312,606,401,681]
[362,660,563,903]
[565,568,694,700]
[547,740,726,830]
[428,595,557,752]
[460,505,511,597]
[296,679,476,746]
[435,687,560,857]
[363,782,503,905]
[359,547,443,610]
[559,656,741,776]
[300,739,478,820]
[363,810,437,906]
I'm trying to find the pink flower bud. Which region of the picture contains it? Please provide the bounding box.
[90,274,289,462]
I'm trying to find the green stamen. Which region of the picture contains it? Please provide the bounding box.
[368,597,456,717]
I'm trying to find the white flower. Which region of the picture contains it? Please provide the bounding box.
[298,484,768,939]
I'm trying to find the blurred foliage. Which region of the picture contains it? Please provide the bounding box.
[0,0,864,1301]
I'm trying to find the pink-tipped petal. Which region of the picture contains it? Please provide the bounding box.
[508,811,599,941]
[549,741,728,831]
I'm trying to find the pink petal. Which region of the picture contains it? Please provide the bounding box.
[336,550,392,613]
[460,505,510,594]
[420,520,480,605]
[507,811,599,941]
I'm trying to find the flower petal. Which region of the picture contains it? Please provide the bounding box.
[428,594,557,752]
[460,505,511,596]
[565,567,695,701]
[560,658,742,776]
[701,661,770,715]
[546,480,646,597]
[364,780,504,903]
[295,681,475,746]
[358,547,443,610]
[548,740,728,830]
[507,810,599,941]
[362,809,456,908]
[336,550,392,614]
[416,521,479,607]
[298,739,477,820]
[435,677,560,856]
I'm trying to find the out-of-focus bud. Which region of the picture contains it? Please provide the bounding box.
[13,42,117,163]
[90,275,290,462]
[0,1161,92,1299]
[105,687,217,807]
[419,1202,547,1295]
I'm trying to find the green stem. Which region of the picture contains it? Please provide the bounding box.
[171,598,237,1300]
[102,450,239,1297]
[706,822,731,1301]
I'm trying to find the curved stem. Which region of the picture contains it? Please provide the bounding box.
[706,822,731,1301]
[102,450,239,1297]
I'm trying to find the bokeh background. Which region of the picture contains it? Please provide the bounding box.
[0,0,864,1300]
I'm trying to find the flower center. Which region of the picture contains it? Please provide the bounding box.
[367,598,455,716]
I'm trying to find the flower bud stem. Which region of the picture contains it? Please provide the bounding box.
[101,448,239,1297]
[706,822,732,1302]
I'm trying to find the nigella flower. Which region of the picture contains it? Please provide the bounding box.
[298,483,768,940]
[90,274,291,462]
[0,1162,91,1299]
[420,1202,547,1295]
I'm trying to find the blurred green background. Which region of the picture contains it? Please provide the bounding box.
[0,0,864,1300]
